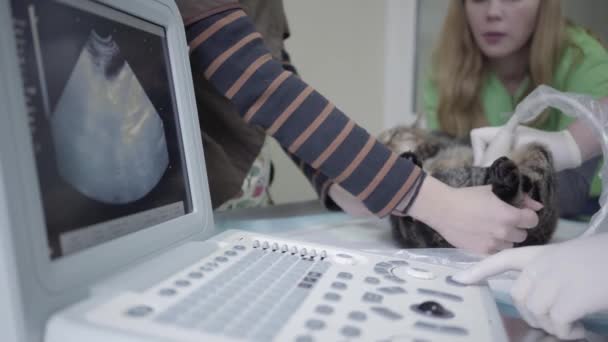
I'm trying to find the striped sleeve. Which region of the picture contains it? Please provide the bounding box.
[286,151,341,211]
[186,9,426,217]
[277,50,337,210]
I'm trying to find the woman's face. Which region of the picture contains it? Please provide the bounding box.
[465,0,541,59]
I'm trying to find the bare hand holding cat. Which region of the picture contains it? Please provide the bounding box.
[330,176,543,255]
[407,177,542,254]
[454,233,608,340]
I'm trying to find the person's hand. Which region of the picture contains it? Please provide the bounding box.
[471,125,582,171]
[453,234,608,340]
[470,125,582,171]
[328,183,373,217]
[407,177,542,254]
[472,121,518,167]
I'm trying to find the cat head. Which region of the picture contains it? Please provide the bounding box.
[377,126,431,155]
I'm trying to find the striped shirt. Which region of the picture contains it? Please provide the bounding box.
[186,8,425,217]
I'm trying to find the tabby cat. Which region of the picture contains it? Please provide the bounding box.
[377,126,558,248]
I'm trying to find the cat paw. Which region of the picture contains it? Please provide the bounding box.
[521,175,533,193]
[399,151,422,168]
[489,157,520,203]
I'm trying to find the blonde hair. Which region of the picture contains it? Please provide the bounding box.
[433,0,566,138]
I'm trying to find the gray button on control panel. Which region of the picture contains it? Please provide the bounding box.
[414,321,438,331]
[215,256,228,263]
[341,325,361,337]
[158,288,176,296]
[348,311,367,322]
[362,292,383,303]
[188,272,203,279]
[389,260,408,266]
[439,325,469,336]
[336,253,353,259]
[365,276,380,284]
[384,275,406,284]
[125,305,154,318]
[446,275,468,287]
[295,335,314,342]
[337,272,353,280]
[305,319,326,330]
[331,281,347,290]
[378,286,407,295]
[371,306,403,320]
[375,262,392,268]
[174,280,190,287]
[233,245,246,251]
[417,288,463,302]
[374,267,389,275]
[324,292,341,301]
[225,250,237,256]
[315,305,334,315]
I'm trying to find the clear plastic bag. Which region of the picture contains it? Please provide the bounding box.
[504,85,608,237]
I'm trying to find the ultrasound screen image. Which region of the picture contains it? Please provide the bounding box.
[11,0,192,259]
[52,29,170,204]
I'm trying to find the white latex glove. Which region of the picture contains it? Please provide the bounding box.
[407,177,542,255]
[453,233,608,340]
[475,118,519,167]
[328,183,373,217]
[471,125,582,171]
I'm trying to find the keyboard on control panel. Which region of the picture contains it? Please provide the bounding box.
[154,245,331,340]
[86,232,508,342]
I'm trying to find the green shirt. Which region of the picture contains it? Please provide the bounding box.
[424,26,608,196]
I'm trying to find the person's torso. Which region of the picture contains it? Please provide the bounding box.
[481,25,608,131]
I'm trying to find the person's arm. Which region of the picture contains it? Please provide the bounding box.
[186,8,423,217]
[271,20,339,211]
[183,5,541,254]
[470,114,604,172]
[556,156,601,218]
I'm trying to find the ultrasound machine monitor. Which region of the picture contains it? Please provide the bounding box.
[0,0,508,341]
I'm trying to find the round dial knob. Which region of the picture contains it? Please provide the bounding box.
[411,300,454,319]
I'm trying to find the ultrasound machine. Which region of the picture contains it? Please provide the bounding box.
[0,0,508,341]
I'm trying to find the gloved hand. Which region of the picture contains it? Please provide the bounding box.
[453,233,608,340]
[470,125,582,171]
[406,177,542,255]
